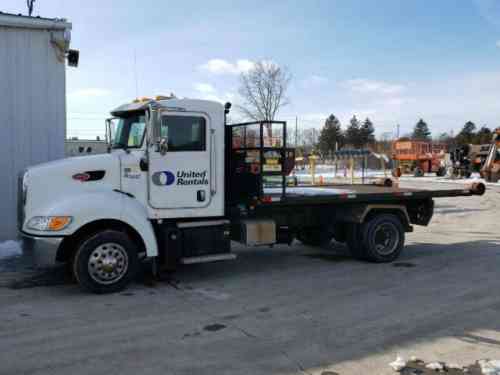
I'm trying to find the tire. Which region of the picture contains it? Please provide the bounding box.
[73,230,139,294]
[346,223,367,260]
[361,214,405,263]
[414,168,424,177]
[297,228,332,247]
[436,167,446,177]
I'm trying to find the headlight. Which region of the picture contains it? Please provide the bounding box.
[27,216,72,231]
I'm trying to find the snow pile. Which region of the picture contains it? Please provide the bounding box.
[388,356,500,373]
[478,360,500,375]
[264,187,356,196]
[389,356,407,371]
[0,240,22,260]
[425,362,444,371]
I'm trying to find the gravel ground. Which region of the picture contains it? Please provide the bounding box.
[0,179,499,375]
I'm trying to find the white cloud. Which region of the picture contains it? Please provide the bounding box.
[343,78,405,95]
[200,59,255,75]
[194,83,216,94]
[69,88,112,97]
[192,85,235,103]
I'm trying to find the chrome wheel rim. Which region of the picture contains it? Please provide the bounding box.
[88,243,128,285]
[373,223,399,255]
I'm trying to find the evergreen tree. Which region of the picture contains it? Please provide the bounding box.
[412,119,431,141]
[317,114,343,158]
[345,115,362,148]
[456,121,476,145]
[476,126,492,144]
[360,118,375,147]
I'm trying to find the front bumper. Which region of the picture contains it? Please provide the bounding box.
[21,234,64,268]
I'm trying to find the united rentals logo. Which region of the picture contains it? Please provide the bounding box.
[152,170,208,186]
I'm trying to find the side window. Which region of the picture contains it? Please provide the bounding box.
[160,116,206,152]
[128,121,146,147]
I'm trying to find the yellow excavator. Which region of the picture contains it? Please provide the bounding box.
[480,128,500,182]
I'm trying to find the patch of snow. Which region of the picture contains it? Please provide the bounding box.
[0,240,22,260]
[389,356,407,372]
[265,187,356,196]
[399,174,499,188]
[425,362,444,371]
[478,359,500,375]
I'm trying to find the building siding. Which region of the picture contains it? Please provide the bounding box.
[0,26,66,240]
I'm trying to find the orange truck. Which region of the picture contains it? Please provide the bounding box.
[392,140,447,177]
[480,128,500,182]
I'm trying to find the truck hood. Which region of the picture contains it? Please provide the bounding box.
[27,153,119,176]
[24,153,122,223]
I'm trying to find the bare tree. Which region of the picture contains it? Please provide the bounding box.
[27,0,36,16]
[237,61,291,121]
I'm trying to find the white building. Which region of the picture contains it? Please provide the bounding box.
[0,12,74,240]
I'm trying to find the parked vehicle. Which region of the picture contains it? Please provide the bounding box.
[449,144,491,179]
[481,128,500,182]
[392,140,447,177]
[19,98,486,293]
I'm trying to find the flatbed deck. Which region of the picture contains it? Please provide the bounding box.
[262,183,484,206]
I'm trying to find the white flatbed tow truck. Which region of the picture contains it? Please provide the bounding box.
[18,97,486,293]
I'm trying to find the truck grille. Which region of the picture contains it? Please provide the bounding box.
[17,172,26,231]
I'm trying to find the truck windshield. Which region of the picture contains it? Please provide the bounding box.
[110,115,146,149]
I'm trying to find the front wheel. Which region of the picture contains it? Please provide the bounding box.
[73,230,139,294]
[361,214,405,262]
[414,168,424,177]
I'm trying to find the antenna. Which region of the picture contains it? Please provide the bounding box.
[27,0,36,16]
[133,50,139,99]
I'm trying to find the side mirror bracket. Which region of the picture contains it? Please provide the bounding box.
[157,137,168,155]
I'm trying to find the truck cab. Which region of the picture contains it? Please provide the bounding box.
[21,97,228,292]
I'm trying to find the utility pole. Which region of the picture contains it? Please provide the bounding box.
[133,50,139,99]
[396,124,400,139]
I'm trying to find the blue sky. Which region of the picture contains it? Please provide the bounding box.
[3,0,500,139]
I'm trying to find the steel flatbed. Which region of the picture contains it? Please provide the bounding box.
[260,183,485,206]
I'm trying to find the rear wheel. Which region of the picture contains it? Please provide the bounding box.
[361,214,405,262]
[414,167,424,177]
[73,230,139,294]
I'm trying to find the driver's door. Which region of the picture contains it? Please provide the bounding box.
[148,112,211,209]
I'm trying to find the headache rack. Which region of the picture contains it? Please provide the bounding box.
[225,121,295,205]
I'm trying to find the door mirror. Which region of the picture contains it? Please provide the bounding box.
[105,118,117,152]
[157,136,169,155]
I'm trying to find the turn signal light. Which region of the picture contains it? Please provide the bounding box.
[48,216,72,231]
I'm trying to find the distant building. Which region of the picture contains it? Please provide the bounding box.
[0,12,73,240]
[65,139,108,157]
